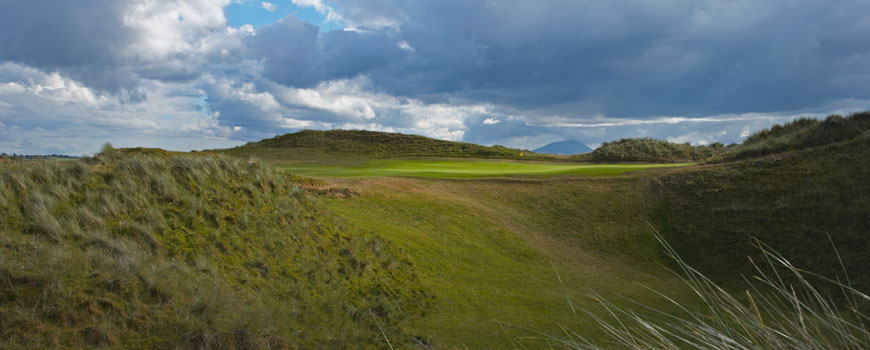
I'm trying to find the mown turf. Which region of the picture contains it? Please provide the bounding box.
[319,176,696,349]
[278,158,692,178]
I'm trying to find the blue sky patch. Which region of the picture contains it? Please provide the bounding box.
[225,1,343,31]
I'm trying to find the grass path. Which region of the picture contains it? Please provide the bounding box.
[280,158,692,178]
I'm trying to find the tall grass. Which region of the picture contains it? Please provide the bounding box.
[0,146,430,349]
[712,112,870,162]
[536,231,870,349]
[591,138,727,163]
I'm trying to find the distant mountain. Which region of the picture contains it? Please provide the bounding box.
[533,140,593,155]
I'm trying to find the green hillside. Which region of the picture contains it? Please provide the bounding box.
[653,130,870,290]
[0,146,429,349]
[711,111,870,162]
[3,114,869,349]
[591,137,729,163]
[219,129,557,162]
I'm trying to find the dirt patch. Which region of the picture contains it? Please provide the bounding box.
[307,187,360,198]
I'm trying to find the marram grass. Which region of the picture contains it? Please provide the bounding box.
[528,230,870,350]
[0,145,430,349]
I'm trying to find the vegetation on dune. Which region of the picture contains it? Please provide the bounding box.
[711,111,870,162]
[652,125,870,292]
[534,233,870,350]
[589,111,870,164]
[2,112,868,349]
[591,138,729,163]
[220,129,556,161]
[0,145,429,349]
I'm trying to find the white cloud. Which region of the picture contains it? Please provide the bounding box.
[397,40,415,52]
[122,0,231,59]
[261,2,277,11]
[250,76,493,141]
[482,118,500,125]
[291,0,344,23]
[0,62,241,154]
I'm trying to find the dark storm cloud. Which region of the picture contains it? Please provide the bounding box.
[267,0,870,118]
[2,0,870,155]
[0,0,140,92]
[245,15,405,87]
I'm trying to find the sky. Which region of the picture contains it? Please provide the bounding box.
[1,0,869,155]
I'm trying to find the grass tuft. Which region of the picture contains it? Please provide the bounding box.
[532,230,870,350]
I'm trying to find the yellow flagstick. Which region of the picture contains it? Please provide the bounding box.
[520,151,524,174]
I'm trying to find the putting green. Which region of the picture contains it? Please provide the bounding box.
[279,158,692,178]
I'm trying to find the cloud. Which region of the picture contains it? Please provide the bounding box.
[397,40,415,52]
[2,0,870,155]
[291,0,343,23]
[261,2,277,11]
[202,74,491,142]
[0,62,240,155]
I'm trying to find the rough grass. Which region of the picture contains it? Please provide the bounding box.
[591,138,729,163]
[217,129,560,162]
[652,130,870,292]
[0,146,430,349]
[530,232,870,349]
[277,158,691,178]
[712,111,870,162]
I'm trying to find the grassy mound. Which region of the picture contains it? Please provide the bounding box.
[220,129,554,161]
[712,111,870,162]
[591,138,727,163]
[0,146,429,349]
[652,130,870,290]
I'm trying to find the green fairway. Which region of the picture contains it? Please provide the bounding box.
[279,158,692,178]
[319,177,696,348]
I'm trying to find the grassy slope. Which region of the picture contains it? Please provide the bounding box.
[285,119,870,347]
[653,132,870,290]
[319,175,694,349]
[217,129,559,162]
[4,116,867,349]
[0,150,429,349]
[711,112,870,162]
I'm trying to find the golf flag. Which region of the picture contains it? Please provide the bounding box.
[520,152,524,157]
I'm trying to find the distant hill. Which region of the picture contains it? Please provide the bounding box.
[591,138,728,163]
[533,140,592,155]
[220,129,558,161]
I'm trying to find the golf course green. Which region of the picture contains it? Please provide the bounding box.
[279,158,692,178]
